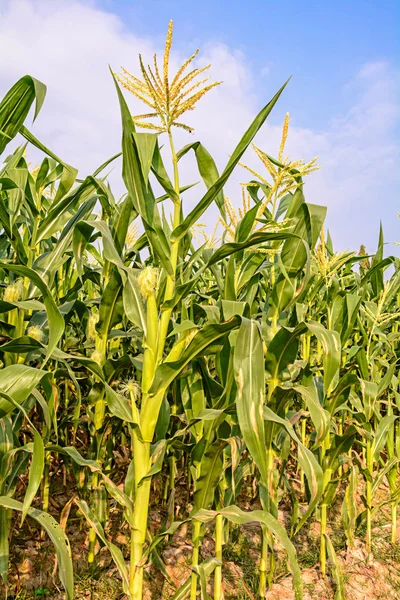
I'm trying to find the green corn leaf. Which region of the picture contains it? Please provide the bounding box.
[235,203,260,243]
[138,439,168,485]
[6,167,28,231]
[105,383,141,429]
[76,498,129,594]
[133,132,157,188]
[15,404,44,525]
[0,496,73,600]
[111,70,172,275]
[341,465,358,548]
[326,373,358,415]
[0,297,44,311]
[8,390,46,524]
[73,219,125,280]
[370,221,384,298]
[280,202,312,275]
[293,384,330,446]
[177,141,225,217]
[194,506,303,600]
[101,474,134,524]
[373,415,399,462]
[0,76,46,154]
[377,363,397,397]
[208,231,298,266]
[0,393,46,524]
[358,256,395,290]
[72,220,93,279]
[193,440,225,512]
[20,125,78,199]
[0,365,47,417]
[20,125,75,170]
[371,456,398,496]
[92,151,122,177]
[23,429,44,523]
[171,79,290,242]
[234,318,268,485]
[326,427,357,473]
[0,506,10,585]
[307,321,341,395]
[263,405,323,532]
[39,197,97,281]
[96,269,123,337]
[151,141,178,202]
[122,268,147,334]
[324,533,346,600]
[360,379,378,422]
[52,348,105,381]
[0,336,46,355]
[0,264,64,364]
[265,324,305,383]
[112,194,135,254]
[35,177,98,243]
[143,316,241,440]
[46,445,101,473]
[170,558,220,600]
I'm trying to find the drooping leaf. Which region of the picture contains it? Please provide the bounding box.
[0,264,64,364]
[0,497,73,599]
[0,76,46,154]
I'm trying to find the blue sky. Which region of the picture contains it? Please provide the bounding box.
[0,0,399,253]
[100,0,400,129]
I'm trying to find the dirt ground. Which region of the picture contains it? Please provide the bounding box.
[3,474,400,600]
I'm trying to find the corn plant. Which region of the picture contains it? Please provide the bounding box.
[0,20,399,600]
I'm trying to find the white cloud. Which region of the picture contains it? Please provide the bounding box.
[0,0,398,253]
[304,61,400,250]
[260,66,271,78]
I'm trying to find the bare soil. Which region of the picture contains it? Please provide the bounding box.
[3,473,400,600]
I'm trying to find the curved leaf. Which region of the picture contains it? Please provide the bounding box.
[0,76,46,154]
[0,263,64,364]
[0,496,73,599]
[194,506,303,600]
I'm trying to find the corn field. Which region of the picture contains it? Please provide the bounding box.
[0,22,399,600]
